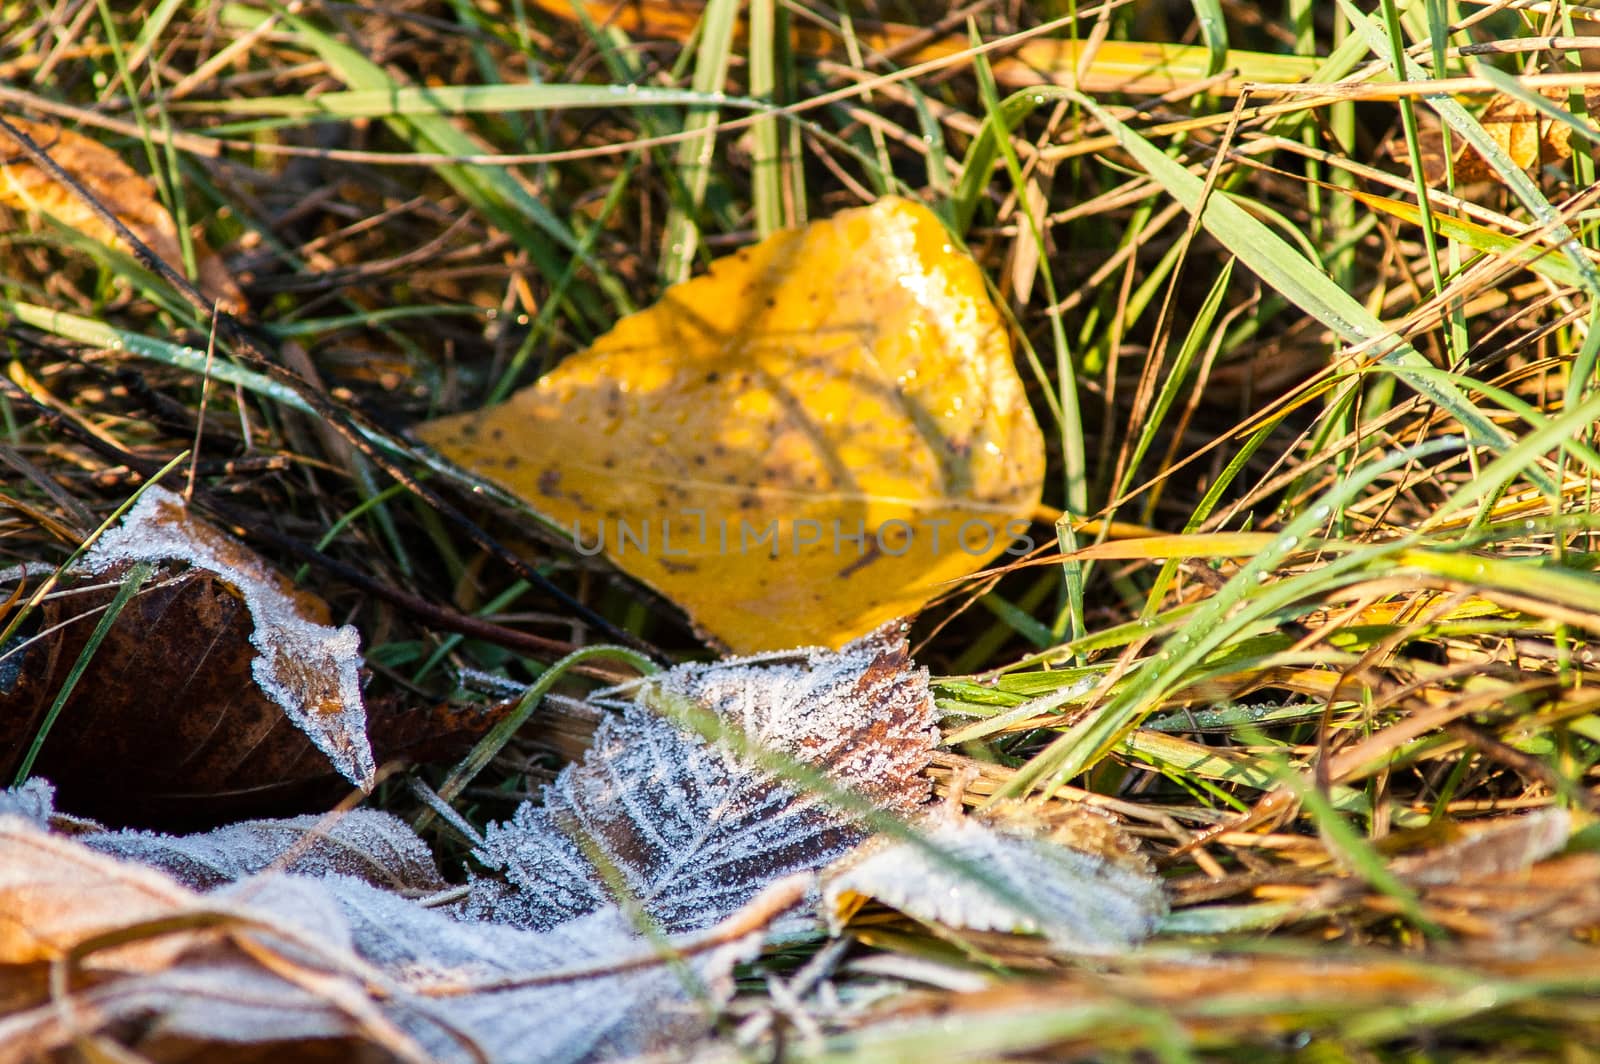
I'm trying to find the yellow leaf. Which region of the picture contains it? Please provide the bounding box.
[0,117,244,313]
[420,196,1045,652]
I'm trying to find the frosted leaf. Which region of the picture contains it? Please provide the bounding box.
[823,813,1168,953]
[0,826,427,1061]
[80,486,373,788]
[0,779,54,826]
[0,959,379,1059]
[84,809,447,892]
[323,877,761,1064]
[625,623,940,818]
[0,817,770,1064]
[469,625,938,933]
[0,812,200,969]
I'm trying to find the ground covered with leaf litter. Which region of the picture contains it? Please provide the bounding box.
[6,1,1600,1061]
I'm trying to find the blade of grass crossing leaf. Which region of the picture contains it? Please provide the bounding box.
[748,0,783,235]
[645,684,1085,949]
[1068,90,1548,494]
[13,561,156,784]
[418,645,659,831]
[658,0,739,282]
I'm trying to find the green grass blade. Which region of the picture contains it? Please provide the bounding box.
[657,0,740,283]
[748,0,784,236]
[1189,0,1228,78]
[13,561,155,784]
[178,81,771,119]
[1069,90,1547,493]
[233,4,621,330]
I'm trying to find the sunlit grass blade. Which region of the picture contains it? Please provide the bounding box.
[224,4,621,331]
[1069,89,1550,495]
[657,0,739,283]
[1335,0,1600,309]
[748,0,783,236]
[991,437,1461,799]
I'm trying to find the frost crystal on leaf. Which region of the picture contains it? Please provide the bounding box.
[326,878,760,1064]
[80,486,374,788]
[84,810,447,892]
[0,815,763,1064]
[469,625,939,933]
[823,813,1169,953]
[0,779,54,826]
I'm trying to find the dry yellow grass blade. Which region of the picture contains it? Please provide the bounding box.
[0,117,243,312]
[420,197,1044,652]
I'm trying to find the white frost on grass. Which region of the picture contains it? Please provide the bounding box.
[80,486,374,788]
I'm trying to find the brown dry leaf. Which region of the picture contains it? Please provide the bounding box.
[420,197,1045,652]
[0,116,245,312]
[0,487,377,827]
[1448,88,1597,182]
